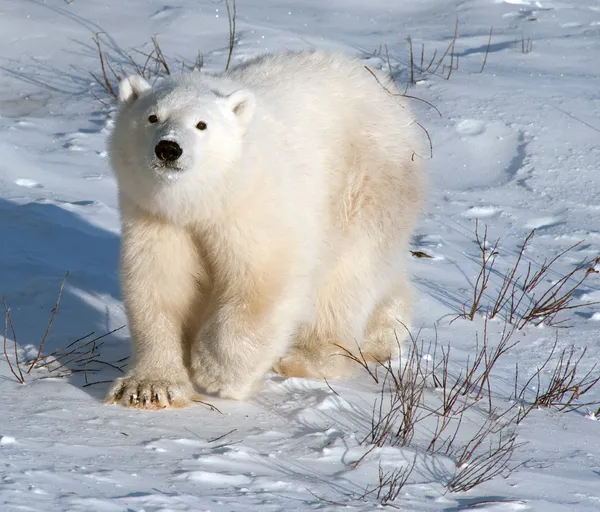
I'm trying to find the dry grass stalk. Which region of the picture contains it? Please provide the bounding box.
[2,280,127,385]
[335,341,381,384]
[371,342,429,448]
[446,428,524,492]
[433,17,459,76]
[427,349,476,452]
[193,51,204,71]
[384,45,394,86]
[92,33,205,101]
[151,36,170,75]
[359,458,417,506]
[516,253,599,329]
[536,345,599,409]
[459,222,599,328]
[422,47,438,73]
[488,231,535,324]
[91,34,118,98]
[356,324,516,448]
[479,27,493,73]
[225,0,237,71]
[27,272,69,373]
[331,314,599,500]
[424,348,524,493]
[407,35,415,85]
[407,21,495,81]
[446,17,459,80]
[3,298,24,383]
[458,220,499,321]
[520,32,533,54]
[470,321,519,408]
[427,321,519,452]
[347,334,433,468]
[128,48,157,78]
[335,224,599,499]
[346,322,598,495]
[347,329,526,496]
[513,335,600,422]
[28,326,126,380]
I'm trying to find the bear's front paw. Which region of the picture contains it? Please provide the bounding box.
[105,376,197,409]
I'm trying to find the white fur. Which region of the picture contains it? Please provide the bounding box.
[105,50,427,408]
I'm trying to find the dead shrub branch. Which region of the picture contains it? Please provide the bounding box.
[2,277,128,386]
[225,0,237,71]
[458,222,599,328]
[91,33,205,101]
[342,298,600,503]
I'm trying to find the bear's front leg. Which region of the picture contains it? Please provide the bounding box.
[105,205,207,409]
[192,271,299,400]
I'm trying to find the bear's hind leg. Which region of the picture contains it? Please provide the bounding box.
[362,279,414,363]
[275,260,414,381]
[273,324,357,380]
[274,256,382,381]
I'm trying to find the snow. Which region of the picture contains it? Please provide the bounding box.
[1,0,600,510]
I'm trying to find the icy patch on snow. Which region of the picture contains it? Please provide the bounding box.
[15,178,43,188]
[498,0,543,6]
[175,470,252,486]
[462,206,501,218]
[525,216,563,229]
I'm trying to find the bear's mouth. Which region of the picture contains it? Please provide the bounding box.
[153,161,185,174]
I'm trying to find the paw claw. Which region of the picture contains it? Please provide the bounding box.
[105,377,195,409]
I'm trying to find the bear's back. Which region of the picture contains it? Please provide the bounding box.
[225,51,358,86]
[224,50,392,105]
[221,51,416,149]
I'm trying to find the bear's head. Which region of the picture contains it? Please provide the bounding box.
[108,74,256,220]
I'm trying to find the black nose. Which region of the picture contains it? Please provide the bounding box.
[155,140,183,162]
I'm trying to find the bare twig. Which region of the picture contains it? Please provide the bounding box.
[514,336,600,421]
[192,398,223,414]
[3,299,24,383]
[457,220,499,321]
[446,17,459,80]
[334,341,380,384]
[433,17,459,75]
[224,0,237,71]
[91,35,117,98]
[519,32,533,54]
[459,222,598,328]
[447,429,524,492]
[207,428,237,443]
[359,458,416,506]
[407,35,415,85]
[151,36,170,75]
[422,48,438,73]
[479,27,493,73]
[27,272,69,373]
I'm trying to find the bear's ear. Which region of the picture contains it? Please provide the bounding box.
[225,89,255,128]
[117,75,152,105]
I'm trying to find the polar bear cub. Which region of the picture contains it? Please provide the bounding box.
[105,50,426,409]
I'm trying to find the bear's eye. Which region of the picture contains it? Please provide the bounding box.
[148,115,158,124]
[196,121,207,131]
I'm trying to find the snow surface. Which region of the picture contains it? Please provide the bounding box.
[2,0,600,510]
